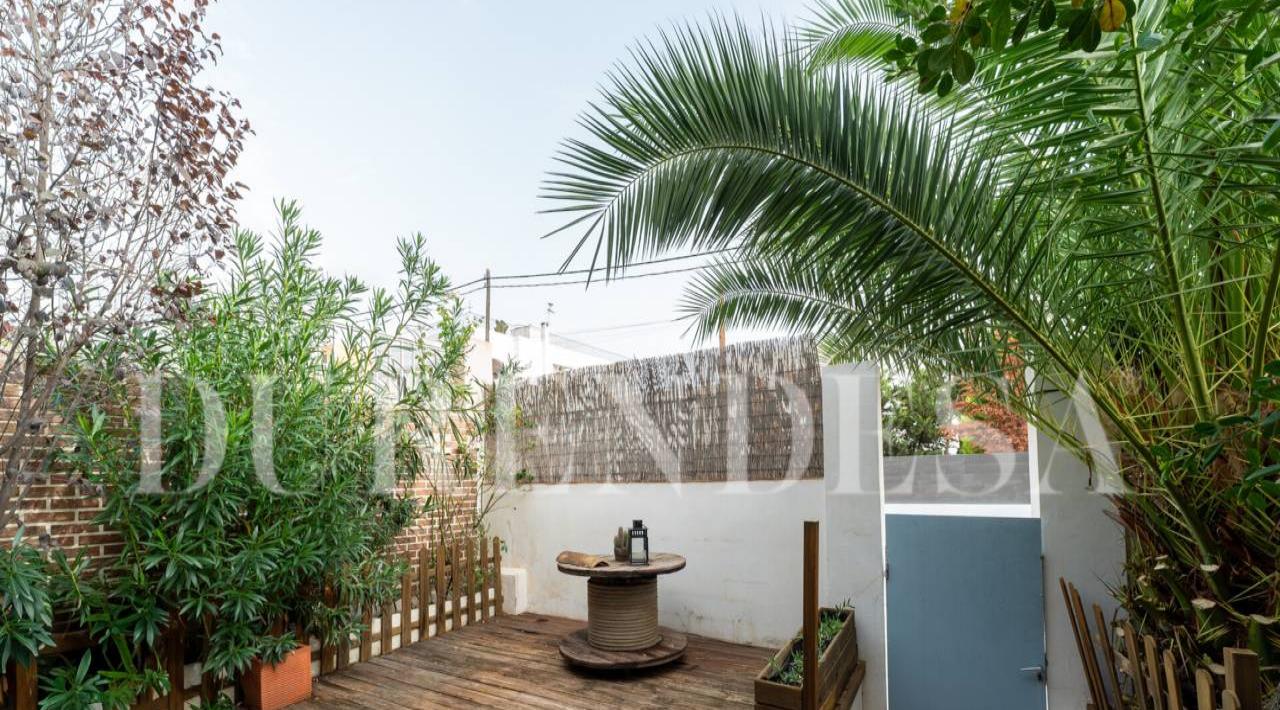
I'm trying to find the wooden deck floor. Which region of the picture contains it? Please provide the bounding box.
[298,613,772,709]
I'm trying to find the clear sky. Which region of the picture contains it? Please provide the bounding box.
[204,1,811,358]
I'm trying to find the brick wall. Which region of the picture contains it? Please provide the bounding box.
[390,473,479,557]
[4,415,474,572]
[8,475,119,565]
[510,338,823,483]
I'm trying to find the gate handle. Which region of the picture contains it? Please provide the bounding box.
[1019,665,1045,683]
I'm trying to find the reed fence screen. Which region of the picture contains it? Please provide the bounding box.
[508,338,823,484]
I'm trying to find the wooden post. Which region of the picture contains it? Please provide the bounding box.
[200,613,216,703]
[1093,605,1122,708]
[801,520,819,710]
[434,548,447,635]
[484,269,492,342]
[1069,584,1107,708]
[450,540,462,631]
[465,538,476,624]
[1061,580,1104,710]
[1162,649,1183,710]
[321,587,337,674]
[1144,635,1166,710]
[1224,648,1261,710]
[418,546,430,638]
[1195,668,1214,710]
[1121,622,1151,710]
[480,538,491,621]
[14,659,37,710]
[165,613,185,710]
[380,598,394,655]
[493,537,504,616]
[359,606,373,661]
[401,561,413,648]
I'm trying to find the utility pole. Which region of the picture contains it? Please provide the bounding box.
[718,296,727,354]
[484,268,491,342]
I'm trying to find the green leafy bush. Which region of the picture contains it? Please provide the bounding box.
[0,530,53,669]
[881,372,949,456]
[57,202,474,702]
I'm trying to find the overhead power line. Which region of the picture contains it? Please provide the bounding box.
[448,248,737,293]
[484,261,738,291]
[559,318,682,336]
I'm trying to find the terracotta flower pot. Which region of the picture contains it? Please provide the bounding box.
[241,644,312,710]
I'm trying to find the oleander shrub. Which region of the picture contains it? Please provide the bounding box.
[57,202,474,703]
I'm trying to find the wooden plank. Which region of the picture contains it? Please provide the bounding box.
[435,547,447,636]
[801,520,819,710]
[1162,649,1183,710]
[321,639,336,674]
[480,538,491,621]
[419,546,431,638]
[1224,648,1261,710]
[401,560,413,648]
[42,631,92,656]
[303,613,769,709]
[1070,584,1109,710]
[380,599,394,656]
[1195,668,1214,710]
[1223,689,1241,710]
[13,659,37,710]
[492,537,503,616]
[465,537,476,625]
[451,540,462,631]
[337,628,350,671]
[1061,580,1106,710]
[419,616,766,707]
[200,613,217,702]
[1121,622,1151,710]
[359,606,373,661]
[1144,635,1165,710]
[1092,604,1122,709]
[322,586,338,675]
[166,614,185,710]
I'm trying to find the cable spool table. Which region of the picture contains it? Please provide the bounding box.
[556,552,687,670]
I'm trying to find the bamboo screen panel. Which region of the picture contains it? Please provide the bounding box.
[510,338,823,483]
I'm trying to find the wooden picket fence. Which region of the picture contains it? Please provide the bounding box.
[323,535,504,675]
[1061,578,1266,710]
[4,536,504,709]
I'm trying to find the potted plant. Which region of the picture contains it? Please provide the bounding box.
[754,606,863,710]
[240,634,313,710]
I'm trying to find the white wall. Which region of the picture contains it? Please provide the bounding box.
[822,364,887,710]
[1035,393,1126,709]
[487,325,621,377]
[487,479,827,646]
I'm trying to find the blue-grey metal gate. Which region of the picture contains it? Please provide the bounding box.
[885,514,1047,710]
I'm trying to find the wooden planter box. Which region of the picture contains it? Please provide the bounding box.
[754,608,863,710]
[241,644,312,710]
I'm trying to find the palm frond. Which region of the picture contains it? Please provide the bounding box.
[543,17,1159,460]
[796,0,906,68]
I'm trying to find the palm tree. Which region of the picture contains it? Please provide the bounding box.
[542,1,1279,678]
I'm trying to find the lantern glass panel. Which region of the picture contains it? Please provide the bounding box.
[629,520,649,565]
